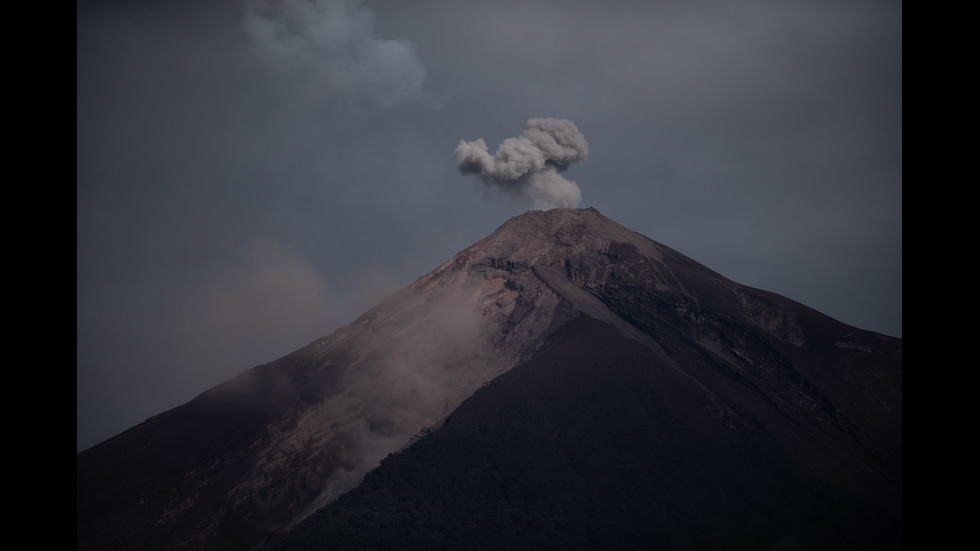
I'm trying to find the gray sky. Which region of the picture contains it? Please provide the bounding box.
[77,0,902,452]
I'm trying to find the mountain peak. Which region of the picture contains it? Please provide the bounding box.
[482,206,649,253]
[420,206,668,287]
[504,205,605,226]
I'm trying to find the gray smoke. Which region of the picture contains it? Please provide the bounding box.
[243,0,426,108]
[455,118,589,210]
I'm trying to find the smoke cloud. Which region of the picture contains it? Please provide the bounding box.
[455,118,589,210]
[243,0,426,108]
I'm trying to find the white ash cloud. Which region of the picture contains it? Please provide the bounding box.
[455,118,589,210]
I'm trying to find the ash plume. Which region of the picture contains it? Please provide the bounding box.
[243,0,426,108]
[455,118,589,210]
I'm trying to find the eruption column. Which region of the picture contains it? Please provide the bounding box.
[455,118,589,210]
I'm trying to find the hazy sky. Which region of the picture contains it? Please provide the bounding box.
[77,0,902,453]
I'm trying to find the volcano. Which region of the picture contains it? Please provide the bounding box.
[76,207,901,550]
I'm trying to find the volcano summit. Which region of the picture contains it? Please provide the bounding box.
[77,207,901,551]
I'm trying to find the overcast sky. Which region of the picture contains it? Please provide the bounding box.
[77,0,902,453]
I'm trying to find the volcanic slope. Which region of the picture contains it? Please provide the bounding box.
[284,315,900,551]
[77,207,901,551]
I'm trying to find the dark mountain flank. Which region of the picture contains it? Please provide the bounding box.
[77,207,902,551]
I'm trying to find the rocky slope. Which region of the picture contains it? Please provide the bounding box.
[284,316,900,550]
